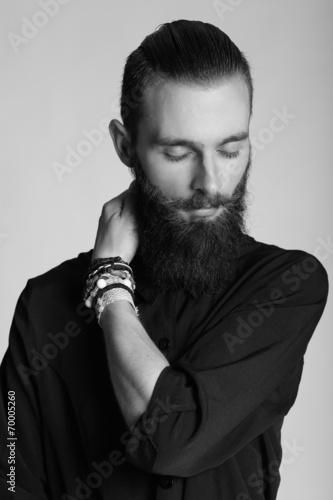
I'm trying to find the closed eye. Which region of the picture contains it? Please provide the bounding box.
[165,150,240,163]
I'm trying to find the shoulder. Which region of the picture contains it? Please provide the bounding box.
[14,249,94,342]
[238,234,329,306]
[24,249,93,300]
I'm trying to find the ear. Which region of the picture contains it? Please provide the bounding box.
[109,119,132,167]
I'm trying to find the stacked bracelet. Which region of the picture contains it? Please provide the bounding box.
[83,256,139,325]
[83,258,135,298]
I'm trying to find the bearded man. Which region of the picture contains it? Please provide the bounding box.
[0,20,328,500]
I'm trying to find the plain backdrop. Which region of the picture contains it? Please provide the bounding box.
[0,1,332,498]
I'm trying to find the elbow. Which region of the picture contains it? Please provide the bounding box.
[122,408,206,477]
[121,365,206,476]
[122,432,201,477]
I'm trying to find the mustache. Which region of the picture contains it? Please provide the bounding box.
[159,191,229,210]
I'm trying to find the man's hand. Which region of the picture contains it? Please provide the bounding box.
[92,183,139,263]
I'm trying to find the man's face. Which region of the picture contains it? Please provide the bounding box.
[134,76,251,215]
[129,76,252,297]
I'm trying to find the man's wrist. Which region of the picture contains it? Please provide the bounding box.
[100,299,137,327]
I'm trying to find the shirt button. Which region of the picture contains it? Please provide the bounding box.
[158,475,174,489]
[159,337,171,351]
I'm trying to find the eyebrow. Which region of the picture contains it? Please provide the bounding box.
[152,131,249,149]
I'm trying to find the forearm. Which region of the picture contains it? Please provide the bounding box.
[100,300,170,428]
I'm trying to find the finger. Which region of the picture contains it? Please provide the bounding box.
[102,189,129,216]
[121,189,137,218]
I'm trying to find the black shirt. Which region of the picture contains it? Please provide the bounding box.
[0,234,329,500]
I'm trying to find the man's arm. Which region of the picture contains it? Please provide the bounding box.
[100,300,170,428]
[91,186,171,428]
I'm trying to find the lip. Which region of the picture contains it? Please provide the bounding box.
[192,207,218,216]
[181,206,223,219]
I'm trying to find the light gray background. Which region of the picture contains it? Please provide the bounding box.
[1,1,332,498]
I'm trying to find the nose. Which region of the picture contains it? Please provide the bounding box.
[190,155,220,197]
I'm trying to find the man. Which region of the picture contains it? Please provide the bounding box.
[0,19,328,500]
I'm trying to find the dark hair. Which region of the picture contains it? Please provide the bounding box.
[120,19,253,147]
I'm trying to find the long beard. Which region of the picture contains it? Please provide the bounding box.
[129,150,251,298]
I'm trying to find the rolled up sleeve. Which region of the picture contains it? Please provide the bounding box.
[123,253,329,477]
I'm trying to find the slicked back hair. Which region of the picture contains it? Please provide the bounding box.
[120,19,253,147]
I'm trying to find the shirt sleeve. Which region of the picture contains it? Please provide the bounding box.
[122,251,329,477]
[0,281,49,499]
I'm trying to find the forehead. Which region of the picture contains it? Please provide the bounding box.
[137,77,251,146]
